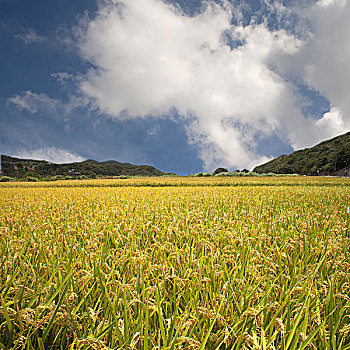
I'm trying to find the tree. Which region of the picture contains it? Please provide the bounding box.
[213,167,228,174]
[25,171,41,179]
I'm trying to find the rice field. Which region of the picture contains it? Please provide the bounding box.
[0,177,349,349]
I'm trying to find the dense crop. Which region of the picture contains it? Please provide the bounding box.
[0,177,349,349]
[0,176,349,188]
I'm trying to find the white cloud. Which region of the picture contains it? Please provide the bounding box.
[14,28,46,44]
[298,0,350,129]
[76,0,309,170]
[7,91,59,114]
[286,107,345,151]
[51,72,75,86]
[316,107,344,132]
[11,147,85,164]
[7,90,88,116]
[269,0,350,150]
[317,0,346,8]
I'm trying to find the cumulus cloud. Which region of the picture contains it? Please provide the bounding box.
[266,0,350,151]
[316,107,344,133]
[317,0,346,7]
[76,0,313,170]
[286,107,346,151]
[11,147,85,164]
[296,0,350,133]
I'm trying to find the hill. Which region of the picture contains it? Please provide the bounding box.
[253,132,350,175]
[0,155,166,178]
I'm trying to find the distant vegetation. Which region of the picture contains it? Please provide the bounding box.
[0,155,169,180]
[3,131,350,181]
[190,169,298,177]
[254,131,350,175]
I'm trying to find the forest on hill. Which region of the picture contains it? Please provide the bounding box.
[254,132,350,175]
[0,155,166,179]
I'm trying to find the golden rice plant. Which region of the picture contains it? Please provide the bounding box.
[0,177,349,349]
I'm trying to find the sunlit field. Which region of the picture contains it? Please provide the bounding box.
[0,177,349,349]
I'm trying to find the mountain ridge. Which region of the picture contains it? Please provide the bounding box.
[253,131,350,175]
[0,155,167,178]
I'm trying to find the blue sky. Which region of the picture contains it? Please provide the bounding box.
[1,0,349,174]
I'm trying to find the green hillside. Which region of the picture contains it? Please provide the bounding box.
[0,155,166,179]
[254,132,350,175]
